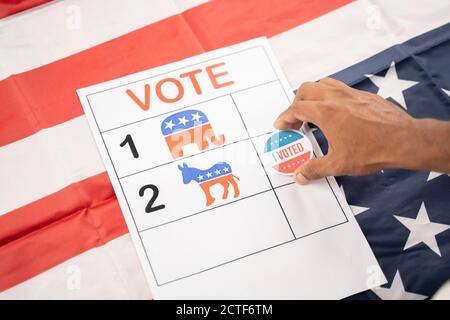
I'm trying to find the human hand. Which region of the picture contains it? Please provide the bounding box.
[274,78,448,184]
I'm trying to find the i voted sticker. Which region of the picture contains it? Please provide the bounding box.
[264,130,313,175]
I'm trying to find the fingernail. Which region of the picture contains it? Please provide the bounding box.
[294,172,309,185]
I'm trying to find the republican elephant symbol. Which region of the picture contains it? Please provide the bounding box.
[177,161,240,207]
[161,109,225,159]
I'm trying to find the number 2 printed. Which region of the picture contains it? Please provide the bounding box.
[119,134,165,213]
[139,184,165,213]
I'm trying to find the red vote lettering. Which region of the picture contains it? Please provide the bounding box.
[180,69,202,94]
[206,62,235,89]
[126,84,150,111]
[155,78,184,103]
[126,62,234,111]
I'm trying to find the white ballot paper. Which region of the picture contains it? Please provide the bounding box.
[77,38,386,299]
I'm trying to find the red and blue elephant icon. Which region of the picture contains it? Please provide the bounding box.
[162,109,240,207]
[161,109,225,159]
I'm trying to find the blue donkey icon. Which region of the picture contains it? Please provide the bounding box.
[178,161,240,206]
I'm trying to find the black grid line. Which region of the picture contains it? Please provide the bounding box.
[229,93,296,239]
[83,44,350,288]
[100,79,279,134]
[86,95,161,286]
[157,220,349,287]
[119,130,273,180]
[138,188,273,233]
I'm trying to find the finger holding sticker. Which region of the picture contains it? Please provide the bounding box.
[264,130,313,176]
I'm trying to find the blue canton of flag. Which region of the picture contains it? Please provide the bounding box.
[312,23,450,299]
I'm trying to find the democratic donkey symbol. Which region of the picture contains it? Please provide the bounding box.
[161,109,225,158]
[178,162,240,207]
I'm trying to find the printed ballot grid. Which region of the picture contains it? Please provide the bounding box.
[84,46,348,286]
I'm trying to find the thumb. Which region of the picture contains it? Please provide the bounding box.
[294,155,334,184]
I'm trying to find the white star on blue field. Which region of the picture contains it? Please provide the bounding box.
[312,23,450,299]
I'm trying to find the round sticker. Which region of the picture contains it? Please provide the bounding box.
[264,129,313,175]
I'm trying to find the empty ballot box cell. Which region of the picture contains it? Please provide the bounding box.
[140,191,294,285]
[231,81,291,136]
[275,181,348,239]
[119,139,272,231]
[250,132,348,239]
[101,95,247,178]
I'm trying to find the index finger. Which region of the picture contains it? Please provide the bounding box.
[273,101,323,130]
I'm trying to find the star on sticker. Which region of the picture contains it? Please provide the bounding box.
[178,116,188,126]
[206,172,212,178]
[215,169,221,175]
[372,270,427,300]
[223,167,229,173]
[197,175,203,181]
[394,202,450,256]
[365,62,419,109]
[191,112,203,122]
[164,120,175,130]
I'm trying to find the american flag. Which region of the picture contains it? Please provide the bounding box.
[0,0,449,299]
[314,23,450,299]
